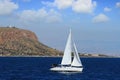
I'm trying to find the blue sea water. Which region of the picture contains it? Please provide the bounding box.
[0,57,120,80]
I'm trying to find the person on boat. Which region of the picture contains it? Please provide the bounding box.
[52,64,58,67]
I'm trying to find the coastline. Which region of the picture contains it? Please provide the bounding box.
[0,55,119,58]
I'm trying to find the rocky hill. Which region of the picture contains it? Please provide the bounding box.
[0,27,62,56]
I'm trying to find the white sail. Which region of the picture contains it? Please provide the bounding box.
[71,43,82,67]
[61,30,72,65]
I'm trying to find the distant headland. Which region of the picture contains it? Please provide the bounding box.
[0,27,116,57]
[0,27,62,56]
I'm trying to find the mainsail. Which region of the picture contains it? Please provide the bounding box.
[61,29,72,65]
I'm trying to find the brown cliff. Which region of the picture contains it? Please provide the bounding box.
[0,27,62,56]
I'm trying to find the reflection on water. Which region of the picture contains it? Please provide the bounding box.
[58,71,82,75]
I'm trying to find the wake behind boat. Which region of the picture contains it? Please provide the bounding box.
[50,29,83,72]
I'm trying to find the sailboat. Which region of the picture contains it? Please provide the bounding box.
[50,29,83,72]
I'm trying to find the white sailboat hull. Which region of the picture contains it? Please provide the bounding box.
[50,66,83,72]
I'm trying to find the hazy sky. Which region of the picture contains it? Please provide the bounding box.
[0,0,120,55]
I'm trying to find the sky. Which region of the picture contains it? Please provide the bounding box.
[0,0,120,56]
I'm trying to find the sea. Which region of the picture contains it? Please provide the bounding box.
[0,57,120,80]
